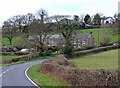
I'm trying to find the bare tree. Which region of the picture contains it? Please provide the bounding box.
[2,19,17,45]
[48,15,77,55]
[79,13,86,22]
[49,15,70,33]
[36,9,48,24]
[28,9,50,55]
[74,15,79,21]
[19,13,35,33]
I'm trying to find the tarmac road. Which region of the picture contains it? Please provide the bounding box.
[0,58,50,88]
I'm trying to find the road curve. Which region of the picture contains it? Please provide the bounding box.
[0,58,50,88]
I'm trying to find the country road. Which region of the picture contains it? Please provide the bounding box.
[0,58,50,88]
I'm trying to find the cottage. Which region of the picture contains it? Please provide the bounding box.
[28,32,95,50]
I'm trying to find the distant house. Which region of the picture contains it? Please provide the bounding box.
[28,33,95,49]
[101,17,114,24]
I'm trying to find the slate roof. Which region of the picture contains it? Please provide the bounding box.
[28,34,93,42]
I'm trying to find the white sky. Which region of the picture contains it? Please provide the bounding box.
[0,0,119,26]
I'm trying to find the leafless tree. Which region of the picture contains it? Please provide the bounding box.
[48,15,77,55]
[28,9,50,55]
[79,13,86,22]
[74,15,79,21]
[2,18,17,45]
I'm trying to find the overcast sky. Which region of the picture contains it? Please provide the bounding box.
[0,0,119,26]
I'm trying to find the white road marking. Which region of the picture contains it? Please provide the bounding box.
[3,71,6,74]
[7,69,9,71]
[0,68,13,77]
[10,67,13,69]
[25,67,40,88]
[0,74,2,77]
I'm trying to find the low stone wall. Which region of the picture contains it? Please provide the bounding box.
[39,55,119,86]
[0,52,29,55]
[1,54,32,64]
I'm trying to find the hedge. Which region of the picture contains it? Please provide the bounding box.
[65,44,120,57]
[1,54,32,64]
[39,55,119,86]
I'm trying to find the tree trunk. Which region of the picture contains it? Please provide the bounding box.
[63,38,73,56]
[9,38,12,45]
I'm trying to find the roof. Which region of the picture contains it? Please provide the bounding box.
[74,34,93,40]
[28,34,93,41]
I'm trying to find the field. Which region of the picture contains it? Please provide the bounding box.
[28,65,71,87]
[71,49,119,70]
[2,28,119,46]
[75,28,118,43]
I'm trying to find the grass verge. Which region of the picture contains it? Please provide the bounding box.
[27,64,71,87]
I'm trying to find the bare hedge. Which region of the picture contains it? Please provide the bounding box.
[66,44,120,57]
[0,52,29,55]
[2,54,32,64]
[39,55,119,87]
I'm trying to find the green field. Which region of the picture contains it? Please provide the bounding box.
[2,28,119,46]
[77,28,118,43]
[71,49,119,70]
[2,35,27,46]
[28,65,71,87]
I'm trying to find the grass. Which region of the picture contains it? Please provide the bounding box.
[28,64,71,87]
[71,49,119,70]
[75,28,119,43]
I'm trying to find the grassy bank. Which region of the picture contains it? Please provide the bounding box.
[28,64,71,87]
[71,49,119,70]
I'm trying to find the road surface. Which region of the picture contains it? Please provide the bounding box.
[0,58,50,88]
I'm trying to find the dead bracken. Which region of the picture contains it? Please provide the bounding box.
[39,55,119,86]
